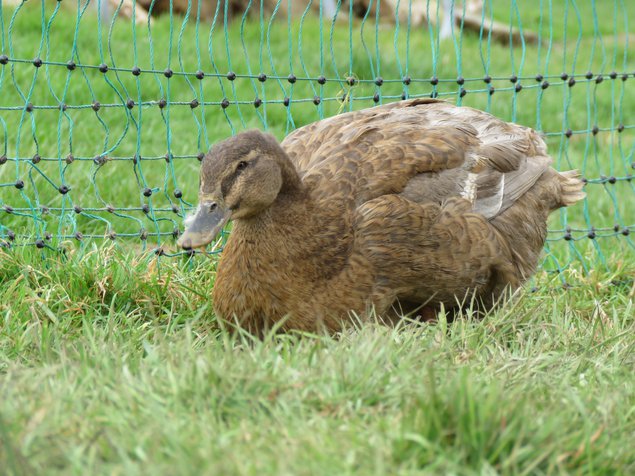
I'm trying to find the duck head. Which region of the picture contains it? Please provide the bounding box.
[178,130,301,250]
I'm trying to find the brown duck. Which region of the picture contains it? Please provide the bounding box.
[179,99,585,334]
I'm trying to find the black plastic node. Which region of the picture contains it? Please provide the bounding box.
[587,231,596,239]
[560,73,568,80]
[253,98,262,108]
[59,103,67,111]
[75,232,83,241]
[346,76,356,86]
[40,206,49,215]
[7,230,15,240]
[26,103,34,112]
[618,124,625,133]
[375,76,384,86]
[581,177,588,184]
[373,93,380,103]
[58,185,69,194]
[66,60,76,71]
[0,54,8,65]
[174,189,183,199]
[514,83,522,92]
[165,153,171,163]
[132,154,139,165]
[227,71,236,81]
[196,153,204,162]
[94,156,105,166]
[45,232,52,241]
[73,205,82,214]
[456,76,464,86]
[317,75,326,85]
[15,180,24,190]
[106,204,115,213]
[140,230,148,241]
[459,88,467,98]
[565,129,573,138]
[283,97,290,107]
[163,68,173,78]
[564,232,572,241]
[0,155,7,165]
[35,239,45,249]
[610,71,617,79]
[429,76,438,86]
[33,58,42,68]
[32,154,41,164]
[221,98,230,109]
[132,66,141,76]
[4,205,13,214]
[484,75,492,84]
[585,71,593,79]
[257,73,267,82]
[92,101,101,111]
[195,69,204,80]
[155,248,165,256]
[509,75,518,83]
[313,95,321,105]
[592,125,599,135]
[287,74,296,84]
[108,231,117,240]
[534,74,543,82]
[568,77,576,87]
[541,80,549,89]
[190,99,199,109]
[608,176,616,184]
[126,99,135,109]
[158,98,167,109]
[430,91,438,99]
[595,74,603,83]
[403,76,412,85]
[143,187,152,197]
[98,63,108,73]
[142,204,150,214]
[172,228,181,238]
[65,154,74,164]
[623,228,630,236]
[614,224,620,232]
[171,204,179,214]
[489,86,495,95]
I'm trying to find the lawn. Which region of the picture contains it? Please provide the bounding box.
[1,1,634,474]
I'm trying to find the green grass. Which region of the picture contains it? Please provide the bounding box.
[1,1,635,474]
[0,246,634,475]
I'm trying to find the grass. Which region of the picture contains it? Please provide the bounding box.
[0,1,634,474]
[0,246,634,475]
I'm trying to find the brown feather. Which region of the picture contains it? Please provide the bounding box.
[185,99,586,335]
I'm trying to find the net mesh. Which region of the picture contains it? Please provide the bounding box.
[0,0,633,276]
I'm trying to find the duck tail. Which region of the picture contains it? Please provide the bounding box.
[557,170,586,207]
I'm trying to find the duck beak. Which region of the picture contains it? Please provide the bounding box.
[177,201,230,250]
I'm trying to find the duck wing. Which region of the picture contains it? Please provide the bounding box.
[282,98,551,218]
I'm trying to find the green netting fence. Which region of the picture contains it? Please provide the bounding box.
[0,0,633,276]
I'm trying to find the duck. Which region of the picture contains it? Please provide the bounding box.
[178,98,585,335]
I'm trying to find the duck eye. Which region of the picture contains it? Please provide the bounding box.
[209,203,217,212]
[236,161,248,171]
